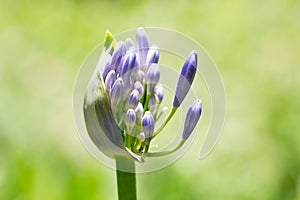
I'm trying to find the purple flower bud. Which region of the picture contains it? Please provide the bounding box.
[111,41,126,72]
[125,38,135,50]
[135,54,141,70]
[119,49,137,77]
[127,89,140,108]
[136,27,150,65]
[134,81,144,97]
[110,78,124,105]
[104,70,116,90]
[146,63,160,84]
[135,102,144,123]
[182,99,202,140]
[102,60,112,80]
[125,109,136,132]
[142,111,154,142]
[155,84,164,103]
[146,63,160,92]
[173,51,198,108]
[145,45,160,67]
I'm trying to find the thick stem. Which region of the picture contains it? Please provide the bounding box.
[116,157,137,200]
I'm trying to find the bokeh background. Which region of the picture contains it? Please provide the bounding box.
[1,0,300,199]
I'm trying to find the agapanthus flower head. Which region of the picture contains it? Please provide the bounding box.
[84,27,203,162]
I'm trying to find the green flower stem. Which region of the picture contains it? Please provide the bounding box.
[116,157,137,200]
[152,107,177,138]
[143,93,151,114]
[146,139,185,157]
[140,83,147,105]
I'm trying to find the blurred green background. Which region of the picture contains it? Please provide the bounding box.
[1,0,300,199]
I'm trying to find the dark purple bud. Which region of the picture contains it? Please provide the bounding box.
[142,111,154,142]
[173,51,198,108]
[127,89,140,109]
[182,99,202,140]
[136,27,150,65]
[104,70,116,90]
[102,60,112,80]
[145,45,160,67]
[111,41,126,72]
[125,109,136,132]
[155,84,164,103]
[119,50,137,77]
[110,78,124,105]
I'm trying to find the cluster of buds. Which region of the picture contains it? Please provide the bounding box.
[84,27,202,162]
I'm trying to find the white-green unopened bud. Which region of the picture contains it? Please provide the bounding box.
[135,102,144,123]
[125,109,136,132]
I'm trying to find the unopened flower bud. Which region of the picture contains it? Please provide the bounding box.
[145,45,160,67]
[173,51,198,107]
[155,84,164,103]
[146,63,160,84]
[102,60,112,80]
[110,78,124,105]
[120,50,137,77]
[104,70,116,90]
[127,89,140,109]
[134,81,144,97]
[182,99,202,140]
[135,102,144,123]
[132,70,145,83]
[111,41,126,72]
[125,109,136,132]
[136,27,150,65]
[125,38,134,50]
[142,111,154,142]
[146,63,160,93]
